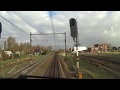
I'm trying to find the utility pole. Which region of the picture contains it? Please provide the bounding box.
[69,18,82,79]
[30,32,32,60]
[0,42,1,76]
[0,22,3,77]
[65,32,67,61]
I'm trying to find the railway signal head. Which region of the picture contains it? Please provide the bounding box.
[0,22,2,38]
[0,22,2,33]
[69,18,78,38]
[69,18,76,27]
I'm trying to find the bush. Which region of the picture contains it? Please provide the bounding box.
[41,51,47,55]
[1,51,10,61]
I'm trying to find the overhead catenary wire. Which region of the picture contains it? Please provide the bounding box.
[0,14,29,37]
[0,13,32,45]
[14,11,43,34]
[0,12,44,49]
[0,11,45,44]
[0,14,31,41]
[14,11,64,49]
[12,11,46,43]
[0,11,65,50]
[49,11,56,50]
[0,14,33,52]
[12,11,49,46]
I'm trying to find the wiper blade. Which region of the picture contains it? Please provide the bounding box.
[0,75,73,79]
[18,74,71,79]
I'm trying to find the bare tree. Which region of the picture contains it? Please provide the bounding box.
[7,36,16,52]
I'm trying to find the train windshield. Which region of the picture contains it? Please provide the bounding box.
[0,11,120,79]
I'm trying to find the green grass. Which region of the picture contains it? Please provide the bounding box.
[0,55,44,67]
[82,52,120,61]
[66,55,117,79]
[0,54,45,77]
[79,59,117,79]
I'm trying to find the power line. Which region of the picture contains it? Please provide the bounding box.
[0,14,30,38]
[13,11,49,46]
[14,11,43,34]
[0,12,43,47]
[0,12,36,45]
[0,11,65,50]
[14,11,62,49]
[49,11,56,50]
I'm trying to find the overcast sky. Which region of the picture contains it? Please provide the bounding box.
[0,11,120,50]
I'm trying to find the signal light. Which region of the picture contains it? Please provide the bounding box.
[0,22,2,33]
[69,18,76,26]
[0,22,2,38]
[69,18,78,38]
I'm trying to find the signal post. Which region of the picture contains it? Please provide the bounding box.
[69,18,82,79]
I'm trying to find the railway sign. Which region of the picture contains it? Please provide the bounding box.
[0,22,2,38]
[69,18,78,38]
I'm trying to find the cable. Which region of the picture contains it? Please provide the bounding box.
[14,11,43,34]
[0,12,44,50]
[0,13,36,45]
[13,11,48,46]
[0,14,30,38]
[14,11,63,50]
[49,11,56,50]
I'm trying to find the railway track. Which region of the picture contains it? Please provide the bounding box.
[7,54,51,78]
[17,52,71,79]
[44,52,76,79]
[0,52,75,79]
[81,55,120,64]
[79,55,120,78]
[44,52,61,78]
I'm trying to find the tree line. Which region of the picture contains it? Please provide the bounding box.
[1,36,52,61]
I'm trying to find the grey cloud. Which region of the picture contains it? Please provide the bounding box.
[1,11,120,50]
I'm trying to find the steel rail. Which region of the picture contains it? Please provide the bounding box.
[8,54,51,78]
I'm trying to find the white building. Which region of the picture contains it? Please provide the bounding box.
[4,51,13,57]
[73,46,87,53]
